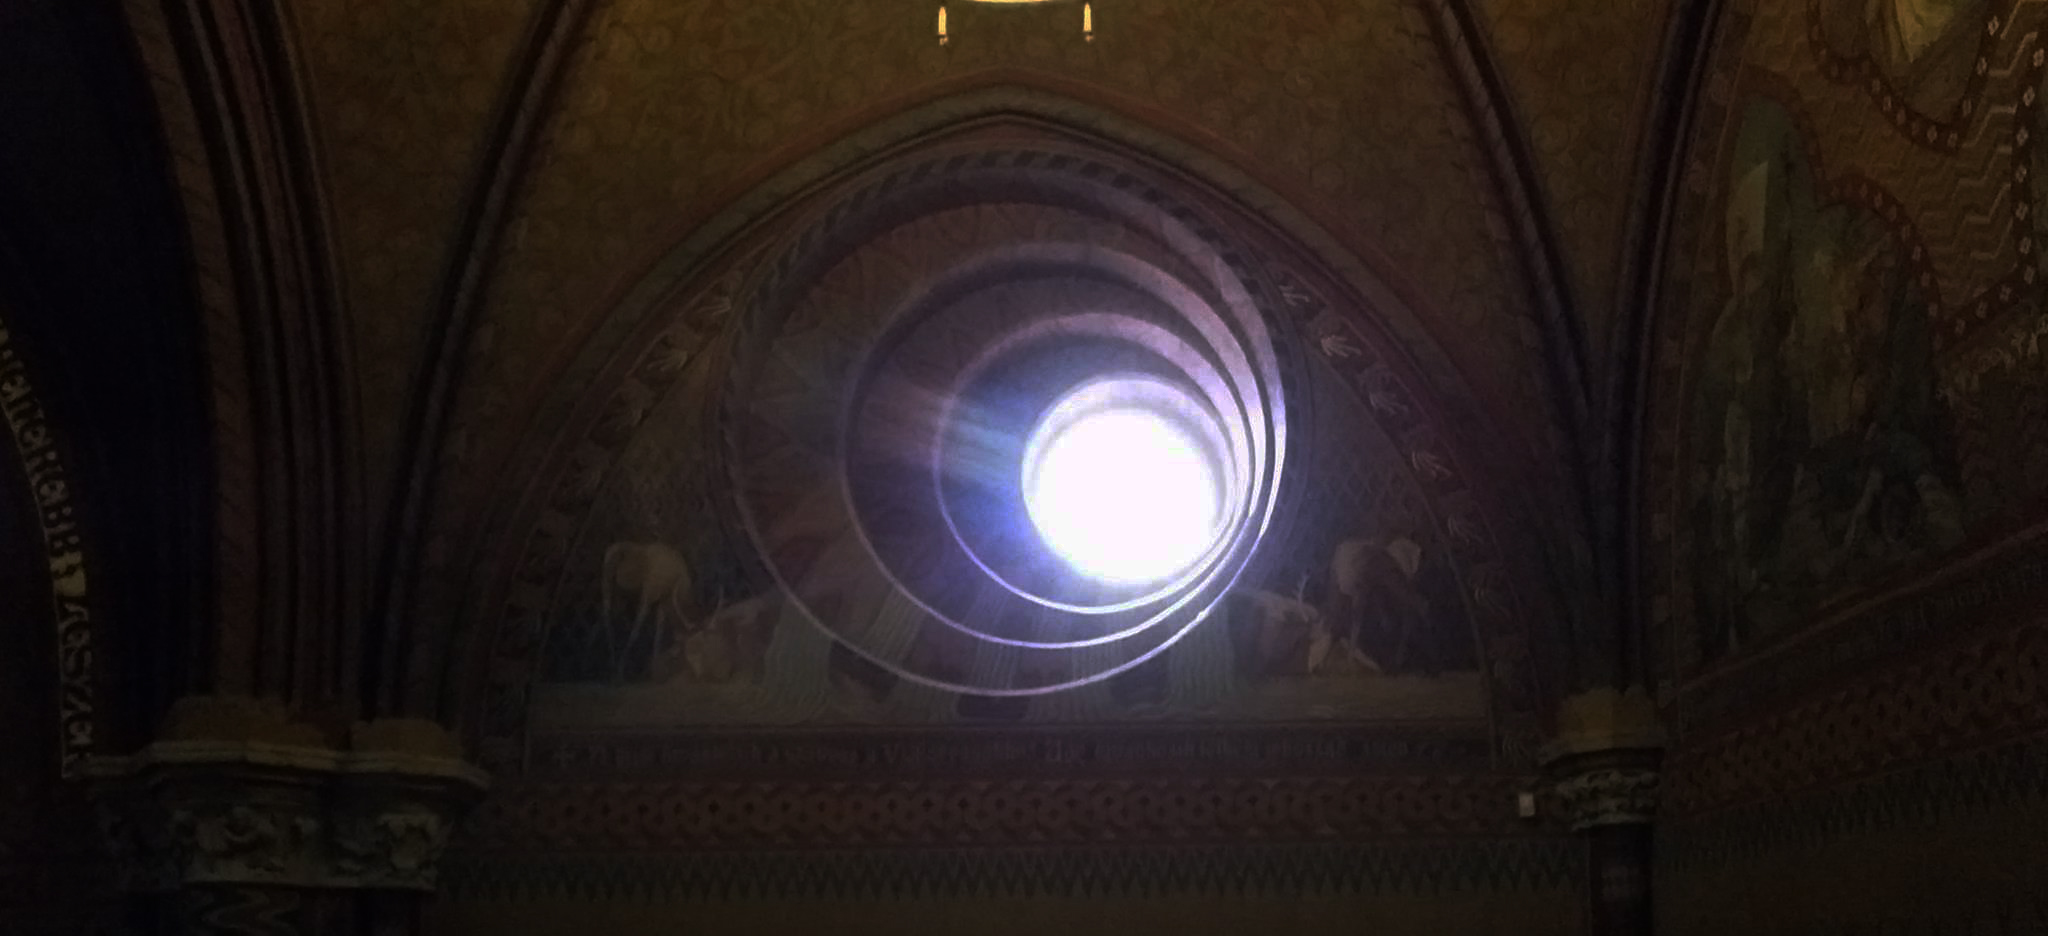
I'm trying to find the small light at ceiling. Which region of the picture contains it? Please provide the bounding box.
[938,1,1096,46]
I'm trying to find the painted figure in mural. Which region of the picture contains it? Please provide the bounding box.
[1227,533,1475,679]
[648,588,784,685]
[594,541,694,682]
[1818,0,1986,114]
[1690,99,1965,659]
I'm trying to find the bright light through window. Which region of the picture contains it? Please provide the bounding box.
[1023,403,1221,585]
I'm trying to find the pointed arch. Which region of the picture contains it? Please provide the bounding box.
[403,81,1576,762]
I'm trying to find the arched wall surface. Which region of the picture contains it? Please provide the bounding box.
[421,88,1583,733]
[428,99,1584,934]
[0,306,112,932]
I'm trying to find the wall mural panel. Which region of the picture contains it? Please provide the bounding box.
[1649,0,2048,715]
[523,278,1490,731]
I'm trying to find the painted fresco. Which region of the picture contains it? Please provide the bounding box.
[1657,0,2048,676]
[1686,98,1965,659]
[1814,0,1987,115]
[529,314,1487,730]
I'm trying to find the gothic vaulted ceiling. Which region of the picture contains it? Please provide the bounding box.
[77,0,1755,775]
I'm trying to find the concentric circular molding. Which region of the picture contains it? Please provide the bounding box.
[723,149,1292,696]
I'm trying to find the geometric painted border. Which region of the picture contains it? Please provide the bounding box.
[461,773,1555,851]
[1662,729,2048,871]
[441,838,1581,902]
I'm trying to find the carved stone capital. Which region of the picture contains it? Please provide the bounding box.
[87,697,488,893]
[1540,688,1665,831]
[1549,764,1662,831]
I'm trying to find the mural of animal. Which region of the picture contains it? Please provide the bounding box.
[1226,574,1338,678]
[650,589,783,684]
[1323,536,1433,673]
[598,541,694,681]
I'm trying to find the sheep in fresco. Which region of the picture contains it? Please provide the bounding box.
[649,589,783,685]
[598,541,693,681]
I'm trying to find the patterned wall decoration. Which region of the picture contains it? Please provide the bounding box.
[424,118,1575,930]
[1646,0,2048,718]
[1664,595,2048,816]
[1653,578,2048,935]
[463,773,1548,851]
[435,837,1584,936]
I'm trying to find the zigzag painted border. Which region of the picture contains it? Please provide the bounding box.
[441,839,1581,902]
[1662,730,2048,871]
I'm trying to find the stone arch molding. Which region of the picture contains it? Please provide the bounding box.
[433,87,1560,770]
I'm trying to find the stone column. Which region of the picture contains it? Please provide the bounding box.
[86,697,487,936]
[1541,689,1664,936]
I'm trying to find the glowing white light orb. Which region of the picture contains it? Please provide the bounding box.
[1023,402,1222,585]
